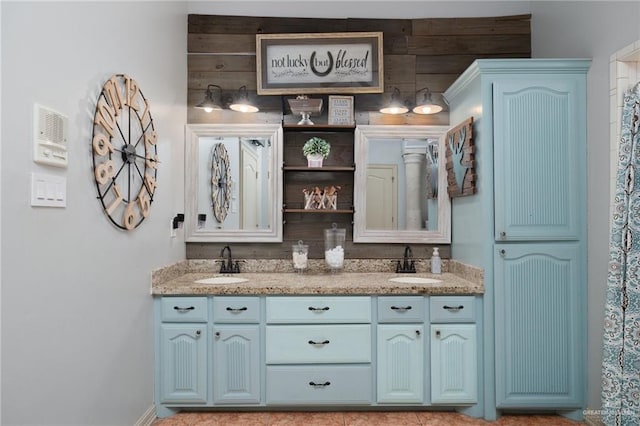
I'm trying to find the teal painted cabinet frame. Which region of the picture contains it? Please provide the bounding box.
[445,58,590,421]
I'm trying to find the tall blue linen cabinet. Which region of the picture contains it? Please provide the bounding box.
[444,59,591,421]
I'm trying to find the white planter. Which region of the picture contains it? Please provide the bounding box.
[306,154,324,168]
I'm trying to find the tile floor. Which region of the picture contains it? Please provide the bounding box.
[152,411,587,425]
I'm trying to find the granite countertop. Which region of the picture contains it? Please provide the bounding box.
[152,270,483,296]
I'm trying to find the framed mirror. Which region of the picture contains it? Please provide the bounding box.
[185,124,283,242]
[353,125,451,243]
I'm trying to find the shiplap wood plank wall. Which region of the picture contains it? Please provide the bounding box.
[187,13,530,126]
[185,13,530,260]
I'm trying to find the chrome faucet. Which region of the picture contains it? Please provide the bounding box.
[396,245,416,273]
[219,245,241,273]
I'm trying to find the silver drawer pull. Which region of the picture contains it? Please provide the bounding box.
[308,306,330,311]
[174,306,195,312]
[308,339,330,345]
[390,305,412,312]
[309,381,331,387]
[443,305,464,312]
[226,306,248,312]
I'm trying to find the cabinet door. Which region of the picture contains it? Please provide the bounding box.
[493,78,584,241]
[159,324,207,404]
[212,325,261,404]
[377,324,424,403]
[494,243,583,408]
[430,324,477,404]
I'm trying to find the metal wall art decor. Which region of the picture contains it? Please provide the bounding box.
[426,140,439,199]
[256,32,383,95]
[211,143,232,222]
[91,74,158,231]
[445,117,476,197]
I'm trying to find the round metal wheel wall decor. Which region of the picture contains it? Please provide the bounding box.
[211,143,231,223]
[91,74,158,230]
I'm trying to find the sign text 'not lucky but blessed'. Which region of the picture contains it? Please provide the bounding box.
[256,32,384,95]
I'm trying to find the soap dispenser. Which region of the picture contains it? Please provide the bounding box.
[431,247,442,275]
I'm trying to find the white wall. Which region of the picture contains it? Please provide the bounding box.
[530,1,640,410]
[188,0,531,19]
[1,2,187,425]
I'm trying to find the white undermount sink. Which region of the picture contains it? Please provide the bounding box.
[195,276,249,285]
[389,276,442,284]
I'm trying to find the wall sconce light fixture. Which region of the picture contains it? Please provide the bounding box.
[412,87,444,114]
[195,84,223,113]
[229,86,259,113]
[379,87,409,114]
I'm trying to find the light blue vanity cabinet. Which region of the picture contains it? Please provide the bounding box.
[157,297,208,405]
[430,296,477,405]
[444,59,590,420]
[264,296,373,405]
[211,297,261,404]
[376,296,425,403]
[154,292,485,417]
[494,244,583,408]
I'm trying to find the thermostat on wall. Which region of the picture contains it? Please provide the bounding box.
[33,103,68,168]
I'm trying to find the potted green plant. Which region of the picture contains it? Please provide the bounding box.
[303,137,331,167]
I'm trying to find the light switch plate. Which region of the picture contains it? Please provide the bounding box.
[31,172,66,207]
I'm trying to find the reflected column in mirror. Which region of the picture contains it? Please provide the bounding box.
[354,125,451,244]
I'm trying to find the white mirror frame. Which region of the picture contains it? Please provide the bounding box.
[185,124,283,242]
[354,125,451,243]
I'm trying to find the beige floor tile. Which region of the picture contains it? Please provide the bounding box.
[267,411,344,426]
[153,411,588,426]
[194,412,269,426]
[344,411,421,426]
[416,411,488,425]
[495,414,585,425]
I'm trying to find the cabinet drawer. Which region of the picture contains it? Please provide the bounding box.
[212,296,260,323]
[430,296,475,323]
[266,325,371,364]
[377,296,424,323]
[161,297,208,323]
[266,365,372,405]
[266,296,371,323]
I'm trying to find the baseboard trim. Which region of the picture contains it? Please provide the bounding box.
[135,404,156,426]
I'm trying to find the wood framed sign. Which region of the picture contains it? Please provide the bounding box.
[256,32,383,95]
[445,117,476,197]
[328,95,354,125]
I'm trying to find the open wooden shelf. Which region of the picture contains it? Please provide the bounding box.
[283,208,354,214]
[283,165,355,172]
[282,123,355,131]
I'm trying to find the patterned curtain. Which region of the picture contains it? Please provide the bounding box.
[602,82,640,425]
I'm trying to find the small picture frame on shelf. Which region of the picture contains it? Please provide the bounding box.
[328,95,354,126]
